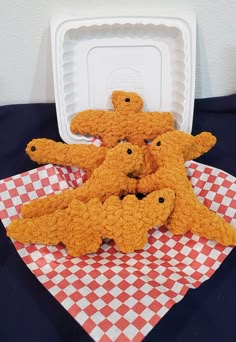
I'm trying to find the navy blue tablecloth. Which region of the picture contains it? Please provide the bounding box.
[0,97,236,342]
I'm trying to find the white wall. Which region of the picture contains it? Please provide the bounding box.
[0,0,236,105]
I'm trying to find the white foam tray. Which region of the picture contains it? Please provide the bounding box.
[51,13,196,144]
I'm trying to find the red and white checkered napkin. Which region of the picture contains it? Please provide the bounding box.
[0,161,236,342]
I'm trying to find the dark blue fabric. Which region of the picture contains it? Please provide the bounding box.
[0,96,236,342]
[0,104,92,342]
[0,104,63,179]
[191,95,236,177]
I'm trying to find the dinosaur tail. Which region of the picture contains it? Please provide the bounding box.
[191,205,236,246]
[7,209,68,246]
[21,186,89,219]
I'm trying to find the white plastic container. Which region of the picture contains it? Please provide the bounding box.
[51,13,196,144]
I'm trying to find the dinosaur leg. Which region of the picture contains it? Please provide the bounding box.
[115,235,148,253]
[65,224,103,257]
[114,221,148,253]
[63,199,103,257]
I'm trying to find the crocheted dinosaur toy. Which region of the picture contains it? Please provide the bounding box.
[70,90,175,147]
[26,97,216,177]
[21,142,145,218]
[24,131,216,219]
[13,90,222,255]
[26,134,216,179]
[26,91,173,178]
[138,130,236,246]
[25,91,216,180]
[26,139,157,179]
[7,189,175,256]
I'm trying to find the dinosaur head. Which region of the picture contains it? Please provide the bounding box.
[142,188,175,226]
[111,90,144,113]
[150,130,195,166]
[26,138,51,164]
[105,142,145,177]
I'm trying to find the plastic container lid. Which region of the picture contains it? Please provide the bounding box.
[51,13,196,144]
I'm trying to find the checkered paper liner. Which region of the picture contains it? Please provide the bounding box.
[1,161,236,342]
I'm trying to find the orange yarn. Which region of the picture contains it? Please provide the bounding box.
[23,131,216,220]
[26,138,108,175]
[70,91,175,147]
[25,92,216,180]
[8,90,229,255]
[138,130,236,246]
[21,142,144,218]
[7,189,175,256]
[26,133,216,179]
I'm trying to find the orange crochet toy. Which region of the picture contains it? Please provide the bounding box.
[138,130,236,246]
[70,90,175,147]
[27,139,108,175]
[26,134,216,179]
[26,139,157,178]
[21,142,145,219]
[23,131,216,219]
[26,91,216,180]
[9,90,225,256]
[7,189,175,256]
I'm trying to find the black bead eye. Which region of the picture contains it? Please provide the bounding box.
[31,146,36,152]
[159,197,164,203]
[156,141,161,146]
[125,98,130,102]
[127,149,132,154]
